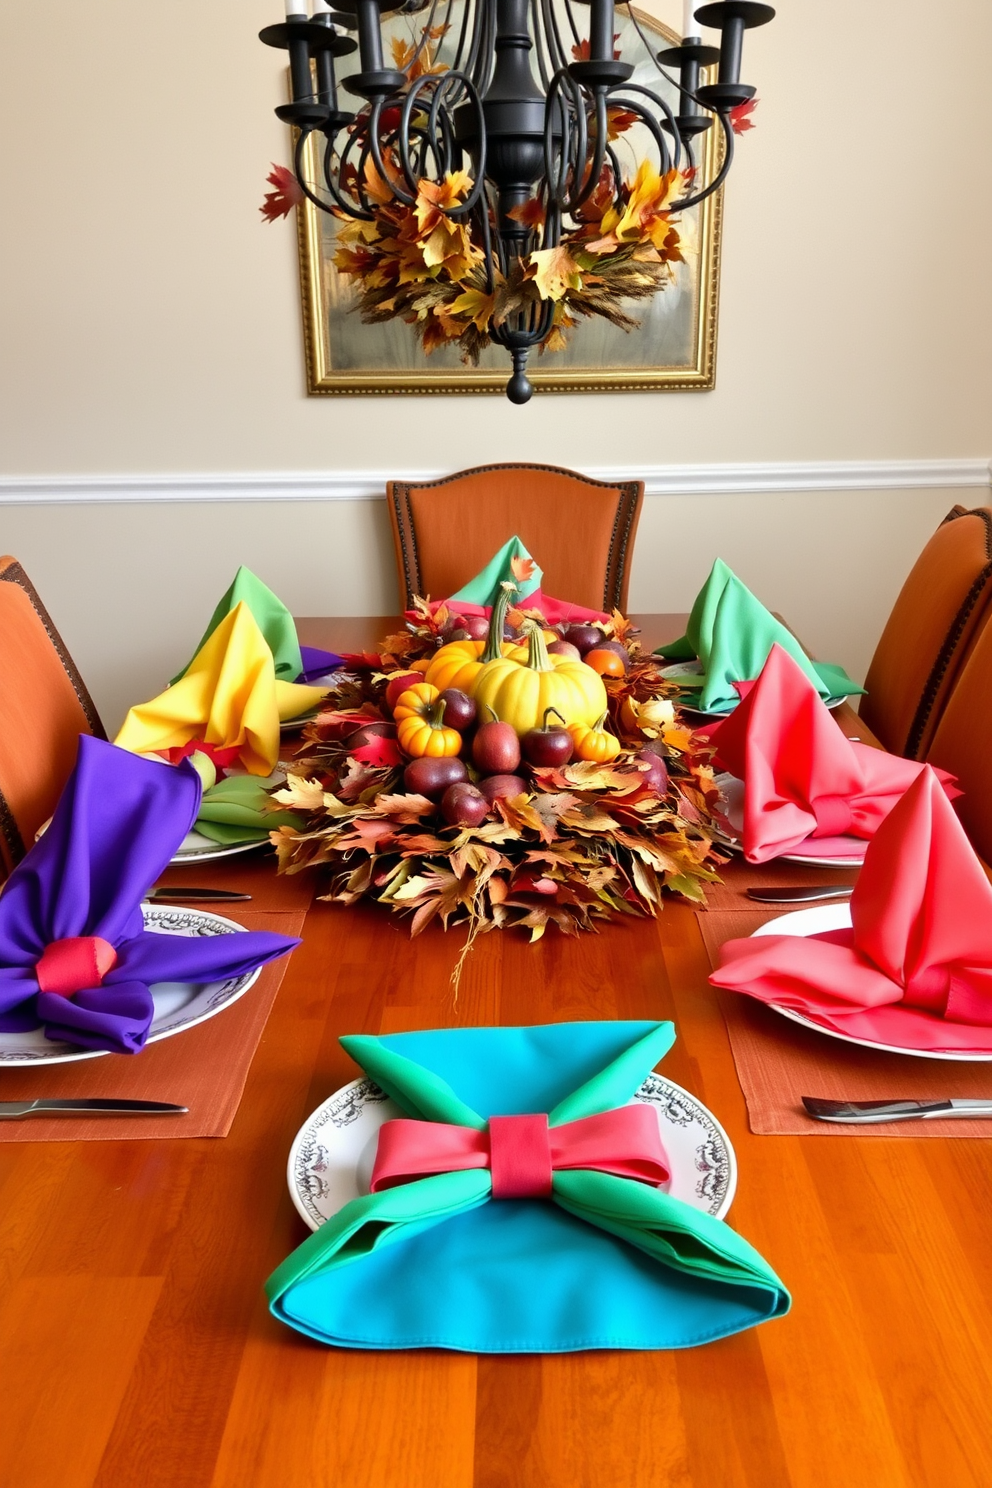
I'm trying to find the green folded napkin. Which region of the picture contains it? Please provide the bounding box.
[448,536,542,607]
[266,1022,790,1352]
[656,558,863,713]
[172,567,303,685]
[194,775,304,845]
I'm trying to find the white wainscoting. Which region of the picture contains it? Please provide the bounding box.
[0,458,988,505]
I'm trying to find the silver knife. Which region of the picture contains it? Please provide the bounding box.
[0,1099,188,1120]
[147,888,251,902]
[803,1096,992,1123]
[747,885,855,904]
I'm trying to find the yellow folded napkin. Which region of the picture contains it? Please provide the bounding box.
[115,603,326,776]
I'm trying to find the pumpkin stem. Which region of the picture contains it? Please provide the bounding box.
[522,619,553,674]
[428,696,449,730]
[542,706,567,732]
[481,582,518,664]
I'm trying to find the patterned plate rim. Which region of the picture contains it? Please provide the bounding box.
[287,1071,738,1231]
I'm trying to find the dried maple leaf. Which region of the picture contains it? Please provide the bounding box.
[260,165,304,224]
[527,245,583,301]
[606,108,639,140]
[729,98,758,134]
[570,33,621,60]
[350,737,404,769]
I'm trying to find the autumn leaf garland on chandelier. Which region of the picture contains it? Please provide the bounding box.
[332,152,688,362]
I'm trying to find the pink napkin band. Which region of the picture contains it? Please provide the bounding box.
[370,1104,670,1200]
[35,937,118,997]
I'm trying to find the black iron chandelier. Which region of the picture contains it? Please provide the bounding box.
[260,0,773,401]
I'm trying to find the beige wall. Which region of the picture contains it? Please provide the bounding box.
[0,1,989,727]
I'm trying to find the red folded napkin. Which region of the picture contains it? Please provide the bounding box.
[409,591,610,627]
[707,645,956,863]
[711,767,992,1053]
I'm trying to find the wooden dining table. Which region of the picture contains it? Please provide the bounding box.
[2,615,991,1488]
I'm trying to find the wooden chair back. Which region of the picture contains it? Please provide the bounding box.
[927,608,992,863]
[0,557,105,878]
[859,506,992,758]
[387,463,644,613]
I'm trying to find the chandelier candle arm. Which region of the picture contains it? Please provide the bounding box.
[258,0,773,400]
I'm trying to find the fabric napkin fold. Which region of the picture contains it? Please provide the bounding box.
[0,736,299,1054]
[171,566,341,685]
[267,1021,789,1352]
[711,767,992,1053]
[410,536,609,626]
[656,559,862,714]
[708,645,955,863]
[194,775,305,846]
[115,603,327,776]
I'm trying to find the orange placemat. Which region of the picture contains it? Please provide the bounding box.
[0,908,305,1142]
[697,909,992,1136]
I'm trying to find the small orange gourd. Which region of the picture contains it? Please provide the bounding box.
[584,647,627,679]
[394,683,463,758]
[567,711,621,763]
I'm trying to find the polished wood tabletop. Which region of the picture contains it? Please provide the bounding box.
[2,617,991,1488]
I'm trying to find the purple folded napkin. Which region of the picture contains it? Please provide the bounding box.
[298,644,343,684]
[0,735,299,1054]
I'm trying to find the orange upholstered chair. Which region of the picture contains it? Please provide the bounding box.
[387,463,644,613]
[859,506,992,759]
[926,612,992,863]
[0,556,105,879]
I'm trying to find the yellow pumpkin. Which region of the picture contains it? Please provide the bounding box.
[473,622,607,737]
[568,711,621,763]
[425,582,518,694]
[425,583,554,695]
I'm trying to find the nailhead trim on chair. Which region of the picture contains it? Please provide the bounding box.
[388,463,643,611]
[904,506,992,759]
[0,561,106,740]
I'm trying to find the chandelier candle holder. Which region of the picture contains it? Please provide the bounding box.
[260,0,773,401]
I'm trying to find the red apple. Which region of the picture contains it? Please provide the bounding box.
[385,671,420,712]
[437,688,476,732]
[440,782,490,827]
[461,614,490,641]
[403,756,468,800]
[547,640,582,661]
[479,774,529,803]
[521,710,574,767]
[563,624,605,655]
[472,719,521,775]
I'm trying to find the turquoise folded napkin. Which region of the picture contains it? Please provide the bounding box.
[172,567,303,685]
[656,559,863,714]
[448,536,542,607]
[194,775,304,846]
[267,1021,790,1352]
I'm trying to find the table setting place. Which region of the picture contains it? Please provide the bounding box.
[6,540,992,1361]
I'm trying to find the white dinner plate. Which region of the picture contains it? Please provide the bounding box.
[0,905,263,1066]
[753,904,992,1061]
[172,829,268,863]
[288,1072,737,1232]
[715,773,866,870]
[660,660,848,721]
